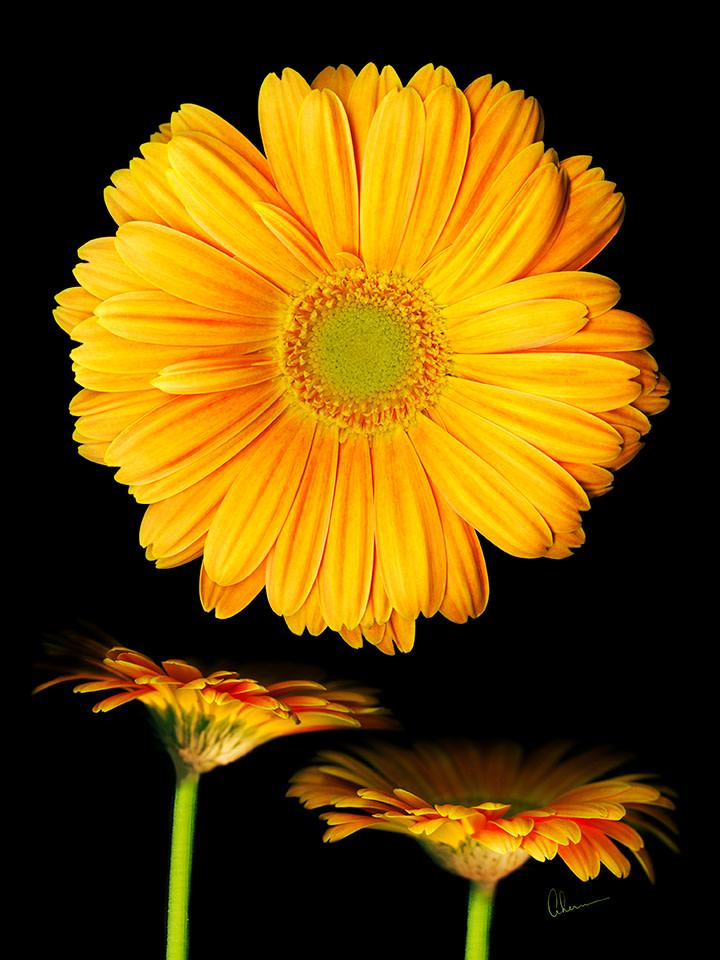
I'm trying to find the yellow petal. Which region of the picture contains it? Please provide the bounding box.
[426,159,568,301]
[171,103,272,180]
[447,298,589,354]
[54,285,102,336]
[153,353,279,394]
[167,131,312,290]
[311,64,357,105]
[130,396,289,505]
[372,427,446,620]
[203,409,315,585]
[529,156,625,274]
[297,89,359,263]
[444,272,620,324]
[105,166,162,227]
[200,561,266,619]
[394,85,471,275]
[71,364,155,393]
[409,413,553,558]
[107,379,286,487]
[115,221,287,318]
[345,63,402,177]
[436,394,589,535]
[432,485,489,622]
[128,141,211,239]
[258,69,314,229]
[362,545,392,629]
[360,86,425,272]
[255,202,334,277]
[452,353,642,412]
[283,576,329,637]
[96,290,275,346]
[73,237,146,300]
[140,477,223,562]
[71,316,203,374]
[70,388,165,443]
[266,425,339,616]
[463,75,505,125]
[537,308,654,353]
[318,435,374,631]
[406,63,457,98]
[432,87,543,253]
[444,377,623,464]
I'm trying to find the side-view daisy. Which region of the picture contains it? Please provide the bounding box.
[34,627,397,960]
[289,738,678,959]
[35,627,396,775]
[55,63,669,653]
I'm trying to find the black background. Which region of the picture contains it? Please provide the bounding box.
[20,13,701,960]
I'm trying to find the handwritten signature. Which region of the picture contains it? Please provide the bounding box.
[547,888,610,917]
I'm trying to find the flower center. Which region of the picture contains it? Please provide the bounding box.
[280,267,450,435]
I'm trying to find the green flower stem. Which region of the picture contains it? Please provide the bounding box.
[465,880,496,960]
[166,767,200,960]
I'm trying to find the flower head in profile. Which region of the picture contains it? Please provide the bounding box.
[56,63,669,654]
[35,629,396,775]
[289,739,677,885]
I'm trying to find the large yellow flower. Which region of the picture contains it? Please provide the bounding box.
[55,63,669,654]
[289,739,678,885]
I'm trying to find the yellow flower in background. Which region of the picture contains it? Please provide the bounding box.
[55,63,669,654]
[289,738,678,884]
[35,629,396,774]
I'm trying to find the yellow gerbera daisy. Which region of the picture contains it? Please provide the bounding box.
[289,738,677,885]
[290,739,677,958]
[35,628,396,774]
[55,63,669,654]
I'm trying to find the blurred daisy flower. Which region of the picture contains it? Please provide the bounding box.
[35,627,396,959]
[55,63,668,653]
[35,627,395,775]
[289,738,677,959]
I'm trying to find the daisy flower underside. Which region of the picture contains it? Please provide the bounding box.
[35,629,395,774]
[56,63,670,653]
[289,739,678,884]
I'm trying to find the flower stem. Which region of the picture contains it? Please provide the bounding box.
[465,880,496,960]
[166,768,200,960]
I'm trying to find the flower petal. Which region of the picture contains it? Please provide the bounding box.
[318,435,374,631]
[360,86,426,272]
[166,131,313,290]
[73,237,146,300]
[443,271,620,325]
[115,221,288,319]
[258,69,314,228]
[297,89,359,264]
[425,158,568,301]
[444,377,623,464]
[266,425,339,616]
[203,409,315,585]
[394,85,471,274]
[529,156,625,273]
[96,289,274,346]
[409,413,553,558]
[344,63,402,176]
[107,379,286,488]
[153,353,279,394]
[432,86,543,253]
[200,561,267,619]
[372,428,447,619]
[435,394,589,536]
[452,352,642,412]
[432,485,489,622]
[447,298,589,354]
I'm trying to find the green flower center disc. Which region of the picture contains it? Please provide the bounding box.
[314,303,412,398]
